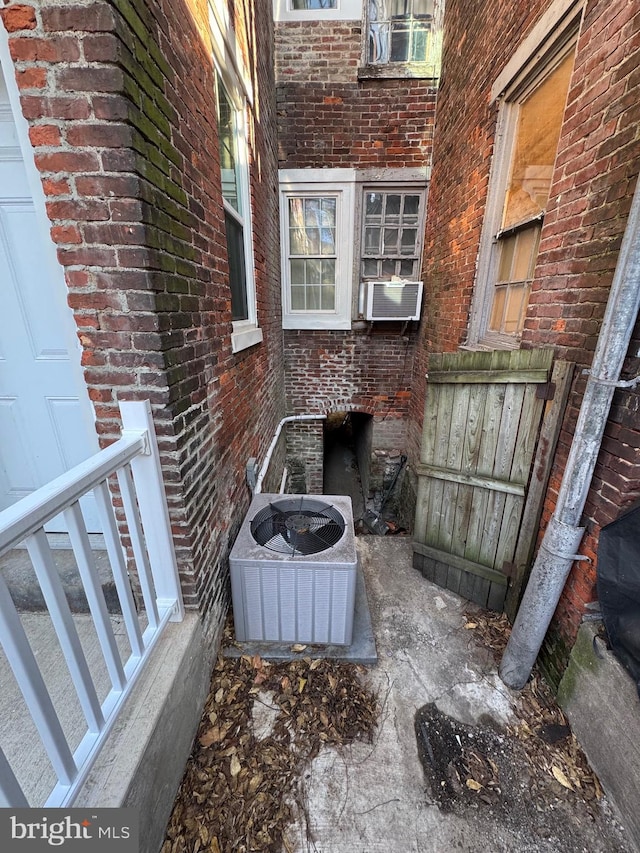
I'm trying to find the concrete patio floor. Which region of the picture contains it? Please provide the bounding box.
[272,534,634,853]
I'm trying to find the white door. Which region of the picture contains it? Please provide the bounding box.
[0,64,100,531]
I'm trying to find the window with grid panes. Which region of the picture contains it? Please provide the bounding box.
[486,50,574,338]
[288,196,337,312]
[368,0,434,64]
[361,190,425,280]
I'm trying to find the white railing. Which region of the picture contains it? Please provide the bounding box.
[0,400,184,808]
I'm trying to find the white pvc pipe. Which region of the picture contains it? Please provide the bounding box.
[254,414,327,494]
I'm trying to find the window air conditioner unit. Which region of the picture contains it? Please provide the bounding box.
[365,280,423,321]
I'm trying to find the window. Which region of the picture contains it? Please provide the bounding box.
[365,0,443,74]
[215,73,263,352]
[273,0,361,21]
[280,170,356,330]
[468,18,578,348]
[361,189,425,280]
[291,0,336,8]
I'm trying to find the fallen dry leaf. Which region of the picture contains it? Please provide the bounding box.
[552,765,573,790]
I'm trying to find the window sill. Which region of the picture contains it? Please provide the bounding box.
[231,324,263,353]
[357,63,440,81]
[282,315,352,331]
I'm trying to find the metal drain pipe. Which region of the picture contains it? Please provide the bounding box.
[253,414,327,494]
[500,174,640,690]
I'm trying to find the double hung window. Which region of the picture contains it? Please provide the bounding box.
[280,170,356,330]
[361,189,425,280]
[468,20,578,347]
[215,72,262,351]
[365,0,443,76]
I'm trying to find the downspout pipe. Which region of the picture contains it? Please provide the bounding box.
[254,414,327,494]
[500,175,640,689]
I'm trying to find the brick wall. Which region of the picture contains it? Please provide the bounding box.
[1,0,285,635]
[276,17,435,477]
[411,0,640,678]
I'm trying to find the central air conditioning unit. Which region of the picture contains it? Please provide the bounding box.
[229,494,357,646]
[365,280,423,321]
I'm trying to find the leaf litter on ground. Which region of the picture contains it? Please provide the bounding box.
[162,652,378,853]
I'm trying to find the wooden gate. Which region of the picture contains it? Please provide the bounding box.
[413,349,572,614]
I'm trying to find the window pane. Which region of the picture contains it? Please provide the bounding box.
[504,283,529,333]
[381,259,396,277]
[292,0,337,8]
[307,286,321,310]
[390,23,410,62]
[320,228,336,255]
[385,195,402,220]
[363,259,379,277]
[217,83,240,214]
[365,226,382,252]
[305,227,321,254]
[365,192,383,219]
[369,22,390,63]
[290,259,305,284]
[413,0,431,18]
[400,227,418,254]
[512,226,538,280]
[321,198,336,225]
[321,285,335,310]
[384,227,399,252]
[289,228,307,255]
[306,259,321,284]
[304,198,322,225]
[400,259,416,276]
[411,22,429,62]
[497,234,516,282]
[321,259,336,284]
[502,51,575,229]
[289,197,305,228]
[291,285,305,310]
[489,285,506,332]
[403,194,420,220]
[225,212,248,321]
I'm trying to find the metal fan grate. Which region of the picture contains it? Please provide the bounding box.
[250,497,346,556]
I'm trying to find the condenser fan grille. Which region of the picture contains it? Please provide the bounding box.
[250,497,346,556]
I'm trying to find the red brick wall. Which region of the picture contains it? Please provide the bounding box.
[2,0,285,629]
[409,0,551,458]
[411,0,640,676]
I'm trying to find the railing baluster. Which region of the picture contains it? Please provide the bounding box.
[26,529,104,734]
[63,501,126,691]
[116,464,159,629]
[0,400,183,806]
[0,574,77,786]
[94,482,144,657]
[0,746,29,808]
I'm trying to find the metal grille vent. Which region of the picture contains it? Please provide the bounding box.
[365,280,423,320]
[250,497,345,556]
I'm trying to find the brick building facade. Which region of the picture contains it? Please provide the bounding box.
[0,0,285,640]
[275,2,439,503]
[1,0,638,688]
[413,0,640,683]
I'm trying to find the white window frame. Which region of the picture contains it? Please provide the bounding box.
[466,0,583,349]
[273,0,362,22]
[279,169,356,330]
[209,2,262,353]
